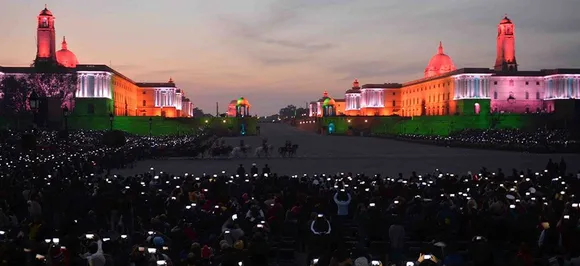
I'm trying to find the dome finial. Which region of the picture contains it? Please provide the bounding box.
[169,77,174,83]
[61,36,68,50]
[45,4,47,9]
[353,78,359,88]
[438,41,444,54]
[323,90,328,97]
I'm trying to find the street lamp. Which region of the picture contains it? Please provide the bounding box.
[29,91,39,129]
[148,117,152,139]
[62,106,69,132]
[109,112,114,131]
[29,91,39,111]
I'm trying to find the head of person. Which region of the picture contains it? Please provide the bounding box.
[354,257,369,266]
[153,236,164,248]
[337,191,349,201]
[88,242,99,254]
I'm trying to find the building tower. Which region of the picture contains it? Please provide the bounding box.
[36,5,57,65]
[494,15,517,72]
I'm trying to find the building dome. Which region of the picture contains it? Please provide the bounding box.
[323,98,336,106]
[39,6,53,16]
[346,79,361,94]
[236,97,250,106]
[500,15,512,24]
[318,90,331,102]
[424,41,456,78]
[56,37,79,68]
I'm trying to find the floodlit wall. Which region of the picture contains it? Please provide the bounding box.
[303,113,556,136]
[66,116,257,136]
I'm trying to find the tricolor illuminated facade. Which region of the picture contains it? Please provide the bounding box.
[0,6,194,118]
[309,15,580,117]
[227,97,251,117]
[309,90,345,117]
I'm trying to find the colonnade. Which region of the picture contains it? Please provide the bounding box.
[77,72,112,98]
[454,76,491,99]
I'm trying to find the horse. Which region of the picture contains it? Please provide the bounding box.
[278,146,288,157]
[230,145,251,158]
[278,144,298,157]
[210,145,233,158]
[288,144,299,157]
[255,144,273,158]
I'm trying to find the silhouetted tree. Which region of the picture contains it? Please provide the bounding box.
[296,107,308,117]
[0,75,34,115]
[279,104,296,119]
[28,70,77,108]
[192,107,212,117]
[279,104,308,119]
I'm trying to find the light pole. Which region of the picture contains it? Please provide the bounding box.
[62,106,69,132]
[148,117,152,139]
[29,91,39,129]
[109,112,114,131]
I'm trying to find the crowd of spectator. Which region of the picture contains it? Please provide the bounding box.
[380,129,579,153]
[0,129,579,266]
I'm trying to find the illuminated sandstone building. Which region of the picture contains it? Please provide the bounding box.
[309,15,580,117]
[0,6,194,117]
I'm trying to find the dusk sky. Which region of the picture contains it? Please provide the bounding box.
[2,0,580,115]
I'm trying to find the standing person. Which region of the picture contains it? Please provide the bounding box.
[388,216,406,266]
[250,164,259,176]
[237,164,246,177]
[262,164,271,175]
[333,190,351,237]
[539,220,561,258]
[239,140,246,153]
[262,138,269,156]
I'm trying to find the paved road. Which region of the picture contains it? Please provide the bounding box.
[115,123,580,177]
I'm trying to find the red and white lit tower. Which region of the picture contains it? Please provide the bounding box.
[494,15,517,71]
[36,5,57,64]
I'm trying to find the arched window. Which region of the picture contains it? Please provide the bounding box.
[143,100,146,106]
[536,92,540,99]
[474,103,481,115]
[509,80,514,86]
[494,91,498,99]
[525,91,529,99]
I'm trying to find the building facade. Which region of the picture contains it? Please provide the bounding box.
[227,97,251,117]
[309,15,580,117]
[0,6,194,118]
[309,91,346,117]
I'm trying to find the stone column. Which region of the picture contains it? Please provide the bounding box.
[81,75,86,97]
[101,75,105,98]
[485,78,489,98]
[79,75,83,97]
[155,90,159,106]
[106,75,110,98]
[98,74,102,97]
[94,74,98,97]
[462,78,466,98]
[86,75,90,97]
